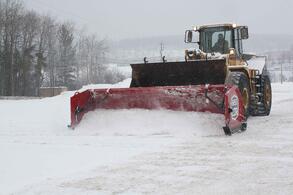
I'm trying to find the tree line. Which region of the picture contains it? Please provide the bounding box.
[266,48,293,82]
[0,0,125,96]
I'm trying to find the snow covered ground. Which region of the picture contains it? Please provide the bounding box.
[0,80,293,195]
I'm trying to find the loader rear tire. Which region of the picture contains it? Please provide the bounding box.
[262,75,272,115]
[225,72,251,118]
[250,75,272,116]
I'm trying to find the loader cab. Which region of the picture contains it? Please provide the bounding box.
[199,25,249,56]
[185,24,249,56]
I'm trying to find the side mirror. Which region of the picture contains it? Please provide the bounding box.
[241,27,249,40]
[185,30,199,43]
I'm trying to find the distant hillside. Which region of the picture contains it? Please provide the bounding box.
[111,34,293,53]
[108,33,293,66]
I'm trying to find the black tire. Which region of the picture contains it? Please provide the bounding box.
[251,75,272,116]
[225,72,251,118]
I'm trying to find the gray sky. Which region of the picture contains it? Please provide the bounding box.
[25,0,293,40]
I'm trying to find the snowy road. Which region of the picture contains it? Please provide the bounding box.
[0,81,293,194]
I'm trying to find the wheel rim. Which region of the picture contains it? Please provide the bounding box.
[265,83,271,108]
[242,88,249,111]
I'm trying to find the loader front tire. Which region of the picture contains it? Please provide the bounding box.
[225,72,251,118]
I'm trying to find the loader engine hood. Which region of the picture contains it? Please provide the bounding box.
[246,56,267,74]
[130,59,227,88]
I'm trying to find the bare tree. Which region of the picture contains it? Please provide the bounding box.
[18,10,39,96]
[2,0,23,96]
[0,0,120,96]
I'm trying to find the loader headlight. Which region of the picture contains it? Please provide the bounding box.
[229,48,235,55]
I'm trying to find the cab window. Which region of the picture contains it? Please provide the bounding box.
[200,27,232,54]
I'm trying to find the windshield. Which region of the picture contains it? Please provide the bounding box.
[200,27,232,54]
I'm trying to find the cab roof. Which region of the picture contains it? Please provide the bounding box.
[195,23,242,31]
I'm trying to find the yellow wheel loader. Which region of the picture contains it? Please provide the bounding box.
[70,23,272,135]
[183,23,272,117]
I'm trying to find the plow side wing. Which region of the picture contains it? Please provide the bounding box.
[69,85,246,135]
[224,86,246,134]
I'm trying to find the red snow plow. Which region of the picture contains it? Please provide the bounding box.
[69,60,247,135]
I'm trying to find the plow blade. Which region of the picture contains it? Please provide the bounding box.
[69,84,246,135]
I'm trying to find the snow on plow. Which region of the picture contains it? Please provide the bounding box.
[69,84,246,135]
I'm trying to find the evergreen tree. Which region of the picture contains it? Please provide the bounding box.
[56,23,77,90]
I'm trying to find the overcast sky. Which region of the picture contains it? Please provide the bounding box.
[25,0,293,40]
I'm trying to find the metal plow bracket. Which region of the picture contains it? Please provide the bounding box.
[69,85,246,135]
